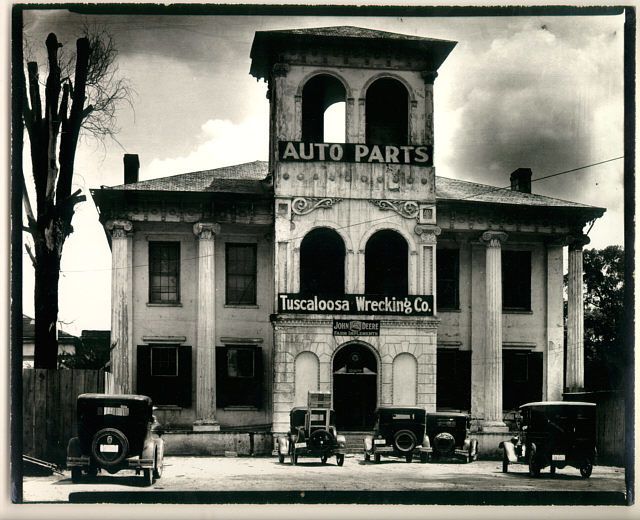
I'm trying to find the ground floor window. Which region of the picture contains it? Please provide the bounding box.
[216,346,263,408]
[137,344,192,407]
[502,349,542,410]
[436,349,471,411]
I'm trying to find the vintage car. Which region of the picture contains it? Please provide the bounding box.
[277,396,346,466]
[363,406,431,463]
[66,393,164,486]
[499,401,596,478]
[424,412,479,463]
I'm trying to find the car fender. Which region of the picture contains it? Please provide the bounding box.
[462,438,471,451]
[363,435,373,452]
[141,438,155,462]
[422,435,431,450]
[336,434,346,448]
[500,440,518,463]
[67,436,82,458]
[277,435,290,455]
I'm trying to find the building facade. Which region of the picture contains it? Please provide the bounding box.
[92,27,604,442]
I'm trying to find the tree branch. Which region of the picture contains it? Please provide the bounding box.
[25,243,36,268]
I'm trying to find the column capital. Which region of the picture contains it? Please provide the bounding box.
[105,219,133,238]
[421,70,438,84]
[480,231,508,247]
[272,62,290,77]
[414,224,441,243]
[567,233,590,251]
[193,222,220,239]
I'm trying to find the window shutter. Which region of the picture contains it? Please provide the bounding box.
[216,347,228,408]
[457,350,472,411]
[253,347,263,408]
[137,345,152,399]
[528,351,543,403]
[176,346,192,408]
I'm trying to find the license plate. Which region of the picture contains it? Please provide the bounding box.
[294,442,306,449]
[374,439,386,445]
[100,444,119,453]
[552,454,566,461]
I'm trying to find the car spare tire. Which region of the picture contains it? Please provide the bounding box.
[433,432,455,456]
[309,429,335,449]
[91,428,129,467]
[393,430,417,453]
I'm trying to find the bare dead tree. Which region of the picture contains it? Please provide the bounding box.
[22,27,132,368]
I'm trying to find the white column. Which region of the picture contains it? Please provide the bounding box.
[566,234,590,392]
[106,220,133,394]
[193,222,220,431]
[480,231,508,431]
[545,241,565,400]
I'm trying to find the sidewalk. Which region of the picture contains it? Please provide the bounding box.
[22,455,627,505]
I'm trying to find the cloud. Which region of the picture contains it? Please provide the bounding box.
[144,115,269,179]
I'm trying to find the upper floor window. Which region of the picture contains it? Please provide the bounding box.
[149,242,180,303]
[302,74,346,143]
[300,228,345,295]
[365,230,408,295]
[502,250,532,311]
[437,248,460,310]
[366,78,409,145]
[226,243,257,306]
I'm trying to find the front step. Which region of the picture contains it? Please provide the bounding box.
[342,431,370,454]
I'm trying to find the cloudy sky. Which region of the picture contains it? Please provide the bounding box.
[19,5,625,335]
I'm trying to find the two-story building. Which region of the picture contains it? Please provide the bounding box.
[92,26,604,453]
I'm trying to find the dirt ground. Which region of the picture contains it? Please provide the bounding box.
[21,454,627,504]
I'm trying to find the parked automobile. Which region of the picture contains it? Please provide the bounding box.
[499,401,596,478]
[277,406,346,466]
[66,393,164,486]
[424,412,479,463]
[363,406,430,463]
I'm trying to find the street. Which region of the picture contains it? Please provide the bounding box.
[23,455,627,505]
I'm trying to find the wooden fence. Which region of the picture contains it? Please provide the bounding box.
[23,369,105,465]
[565,390,626,466]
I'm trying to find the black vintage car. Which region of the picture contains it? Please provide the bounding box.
[500,401,596,478]
[66,393,164,486]
[424,412,479,463]
[363,406,430,463]
[277,406,346,466]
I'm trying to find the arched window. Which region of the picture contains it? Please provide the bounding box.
[300,228,345,295]
[365,78,409,145]
[302,74,346,143]
[365,230,408,295]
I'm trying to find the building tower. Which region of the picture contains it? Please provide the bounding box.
[250,27,456,433]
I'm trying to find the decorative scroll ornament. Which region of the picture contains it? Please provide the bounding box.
[414,224,441,243]
[291,197,342,216]
[106,219,133,238]
[369,199,420,220]
[193,222,220,240]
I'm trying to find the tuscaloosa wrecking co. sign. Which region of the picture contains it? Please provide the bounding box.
[278,294,433,316]
[278,141,433,166]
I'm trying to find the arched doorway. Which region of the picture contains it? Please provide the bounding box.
[333,343,378,431]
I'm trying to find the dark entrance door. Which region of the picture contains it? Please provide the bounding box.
[333,343,377,431]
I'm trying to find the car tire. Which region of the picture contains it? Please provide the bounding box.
[71,467,82,483]
[469,439,479,462]
[91,428,129,467]
[405,453,413,463]
[502,452,509,473]
[364,453,370,462]
[580,461,593,479]
[374,453,381,463]
[142,468,153,486]
[393,430,417,453]
[528,446,540,478]
[278,453,285,464]
[321,455,328,464]
[336,454,345,466]
[550,464,556,475]
[153,450,163,480]
[87,463,98,477]
[420,453,428,464]
[291,452,298,465]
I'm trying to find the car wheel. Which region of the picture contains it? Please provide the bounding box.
[153,451,163,480]
[364,453,370,462]
[87,463,98,477]
[393,430,417,454]
[405,453,413,463]
[321,455,328,464]
[142,468,153,486]
[420,453,428,464]
[291,452,298,465]
[91,428,129,467]
[469,439,479,462]
[550,464,556,475]
[374,453,381,463]
[336,454,345,466]
[528,447,541,478]
[580,461,593,479]
[71,468,82,483]
[502,452,509,473]
[278,453,285,464]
